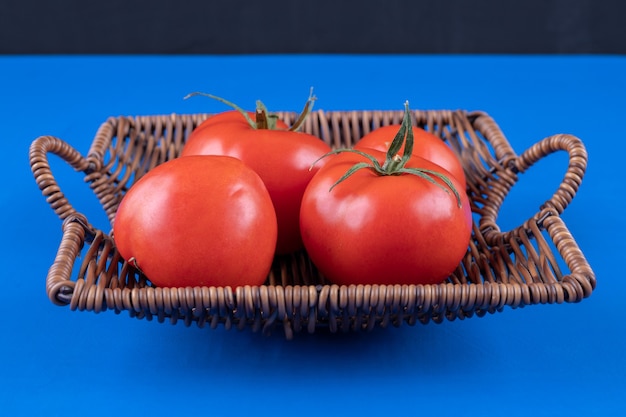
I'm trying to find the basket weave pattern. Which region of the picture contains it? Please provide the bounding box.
[29,110,596,338]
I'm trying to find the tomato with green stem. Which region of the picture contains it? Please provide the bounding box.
[182,91,331,255]
[113,155,277,288]
[300,102,472,286]
[354,124,466,189]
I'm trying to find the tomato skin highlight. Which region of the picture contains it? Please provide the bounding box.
[181,112,331,255]
[113,155,277,288]
[299,150,473,286]
[354,125,466,189]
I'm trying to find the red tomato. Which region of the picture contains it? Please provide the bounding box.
[113,155,277,288]
[195,110,290,131]
[299,149,472,286]
[354,125,466,189]
[181,104,331,255]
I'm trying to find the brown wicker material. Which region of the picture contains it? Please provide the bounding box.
[29,110,596,338]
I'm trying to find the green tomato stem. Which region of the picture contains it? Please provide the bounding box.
[289,87,317,132]
[184,92,258,128]
[311,101,463,207]
[184,88,316,131]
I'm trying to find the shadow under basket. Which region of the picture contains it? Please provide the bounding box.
[29,109,596,339]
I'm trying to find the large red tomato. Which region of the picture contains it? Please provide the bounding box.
[181,94,331,255]
[113,155,277,288]
[300,103,472,286]
[300,150,472,286]
[354,124,466,189]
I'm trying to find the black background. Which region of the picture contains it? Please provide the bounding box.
[1,0,624,54]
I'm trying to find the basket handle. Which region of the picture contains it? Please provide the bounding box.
[46,214,93,306]
[479,133,588,245]
[29,135,94,221]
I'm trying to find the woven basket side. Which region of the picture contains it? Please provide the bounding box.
[78,114,207,227]
[53,209,594,339]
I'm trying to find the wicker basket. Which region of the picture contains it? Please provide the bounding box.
[29,109,596,338]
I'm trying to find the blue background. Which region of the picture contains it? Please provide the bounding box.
[2,55,624,416]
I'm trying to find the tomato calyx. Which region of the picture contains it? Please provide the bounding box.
[312,101,462,207]
[184,88,316,132]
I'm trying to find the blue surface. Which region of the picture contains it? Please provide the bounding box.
[2,55,625,416]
